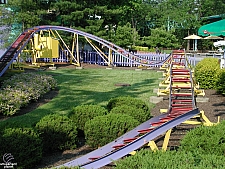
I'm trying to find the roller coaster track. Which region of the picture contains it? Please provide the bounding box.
[58,50,200,169]
[0,25,170,77]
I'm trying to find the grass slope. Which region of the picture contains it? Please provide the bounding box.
[0,68,162,128]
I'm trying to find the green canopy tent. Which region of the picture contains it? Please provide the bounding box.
[198,19,225,36]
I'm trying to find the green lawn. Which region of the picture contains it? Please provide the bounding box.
[0,68,162,128]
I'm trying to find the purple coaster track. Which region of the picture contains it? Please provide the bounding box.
[57,50,199,169]
[0,25,169,77]
[58,108,199,169]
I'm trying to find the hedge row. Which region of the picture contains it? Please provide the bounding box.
[0,127,43,169]
[115,149,225,169]
[180,120,225,156]
[0,72,57,116]
[0,95,152,168]
[0,113,79,168]
[115,119,225,168]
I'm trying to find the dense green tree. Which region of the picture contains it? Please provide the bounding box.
[142,27,179,49]
[1,0,224,50]
[111,23,139,48]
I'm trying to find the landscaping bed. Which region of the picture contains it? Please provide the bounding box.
[1,64,225,169]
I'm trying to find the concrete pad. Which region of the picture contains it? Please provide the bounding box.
[150,96,163,104]
[106,67,113,70]
[49,66,56,70]
[76,66,83,69]
[135,69,142,71]
[196,97,209,103]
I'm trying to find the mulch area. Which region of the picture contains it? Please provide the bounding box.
[151,89,225,123]
[1,64,225,168]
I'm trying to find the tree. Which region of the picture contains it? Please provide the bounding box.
[111,23,139,48]
[5,0,41,30]
[142,27,179,49]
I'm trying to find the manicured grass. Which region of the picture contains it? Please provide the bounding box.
[0,68,162,128]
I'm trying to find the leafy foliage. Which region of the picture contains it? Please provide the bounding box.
[142,28,179,48]
[180,121,225,156]
[115,149,225,169]
[111,22,139,48]
[84,113,139,148]
[69,105,108,133]
[107,96,151,114]
[1,0,218,50]
[110,105,151,123]
[194,58,220,89]
[0,72,57,116]
[215,68,225,95]
[0,127,42,169]
[35,114,78,153]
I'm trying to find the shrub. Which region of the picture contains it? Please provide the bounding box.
[69,105,108,132]
[35,114,78,154]
[215,68,225,95]
[84,113,139,148]
[179,121,225,156]
[0,127,42,169]
[50,166,80,169]
[110,105,152,123]
[107,96,151,113]
[114,149,225,169]
[194,58,220,89]
[0,72,57,116]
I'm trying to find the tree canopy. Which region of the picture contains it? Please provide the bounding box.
[1,0,225,50]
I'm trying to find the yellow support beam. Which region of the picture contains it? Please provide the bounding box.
[160,109,168,113]
[148,141,158,152]
[129,151,136,155]
[162,129,172,151]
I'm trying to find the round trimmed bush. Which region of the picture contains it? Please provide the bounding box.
[69,105,108,132]
[180,121,225,156]
[107,96,151,113]
[0,127,42,169]
[110,105,152,123]
[84,113,139,148]
[194,58,220,89]
[35,114,78,153]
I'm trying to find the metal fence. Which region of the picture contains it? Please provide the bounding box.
[22,50,213,67]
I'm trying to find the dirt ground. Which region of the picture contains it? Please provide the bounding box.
[2,63,225,168]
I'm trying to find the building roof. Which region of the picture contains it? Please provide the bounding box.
[198,19,225,36]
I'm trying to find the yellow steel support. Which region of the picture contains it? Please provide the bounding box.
[148,140,158,152]
[182,110,219,126]
[160,109,168,113]
[71,33,76,64]
[84,37,109,65]
[108,48,113,66]
[162,129,172,151]
[54,30,79,65]
[199,110,219,126]
[129,151,136,155]
[75,34,80,66]
[50,29,72,64]
[157,88,170,96]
